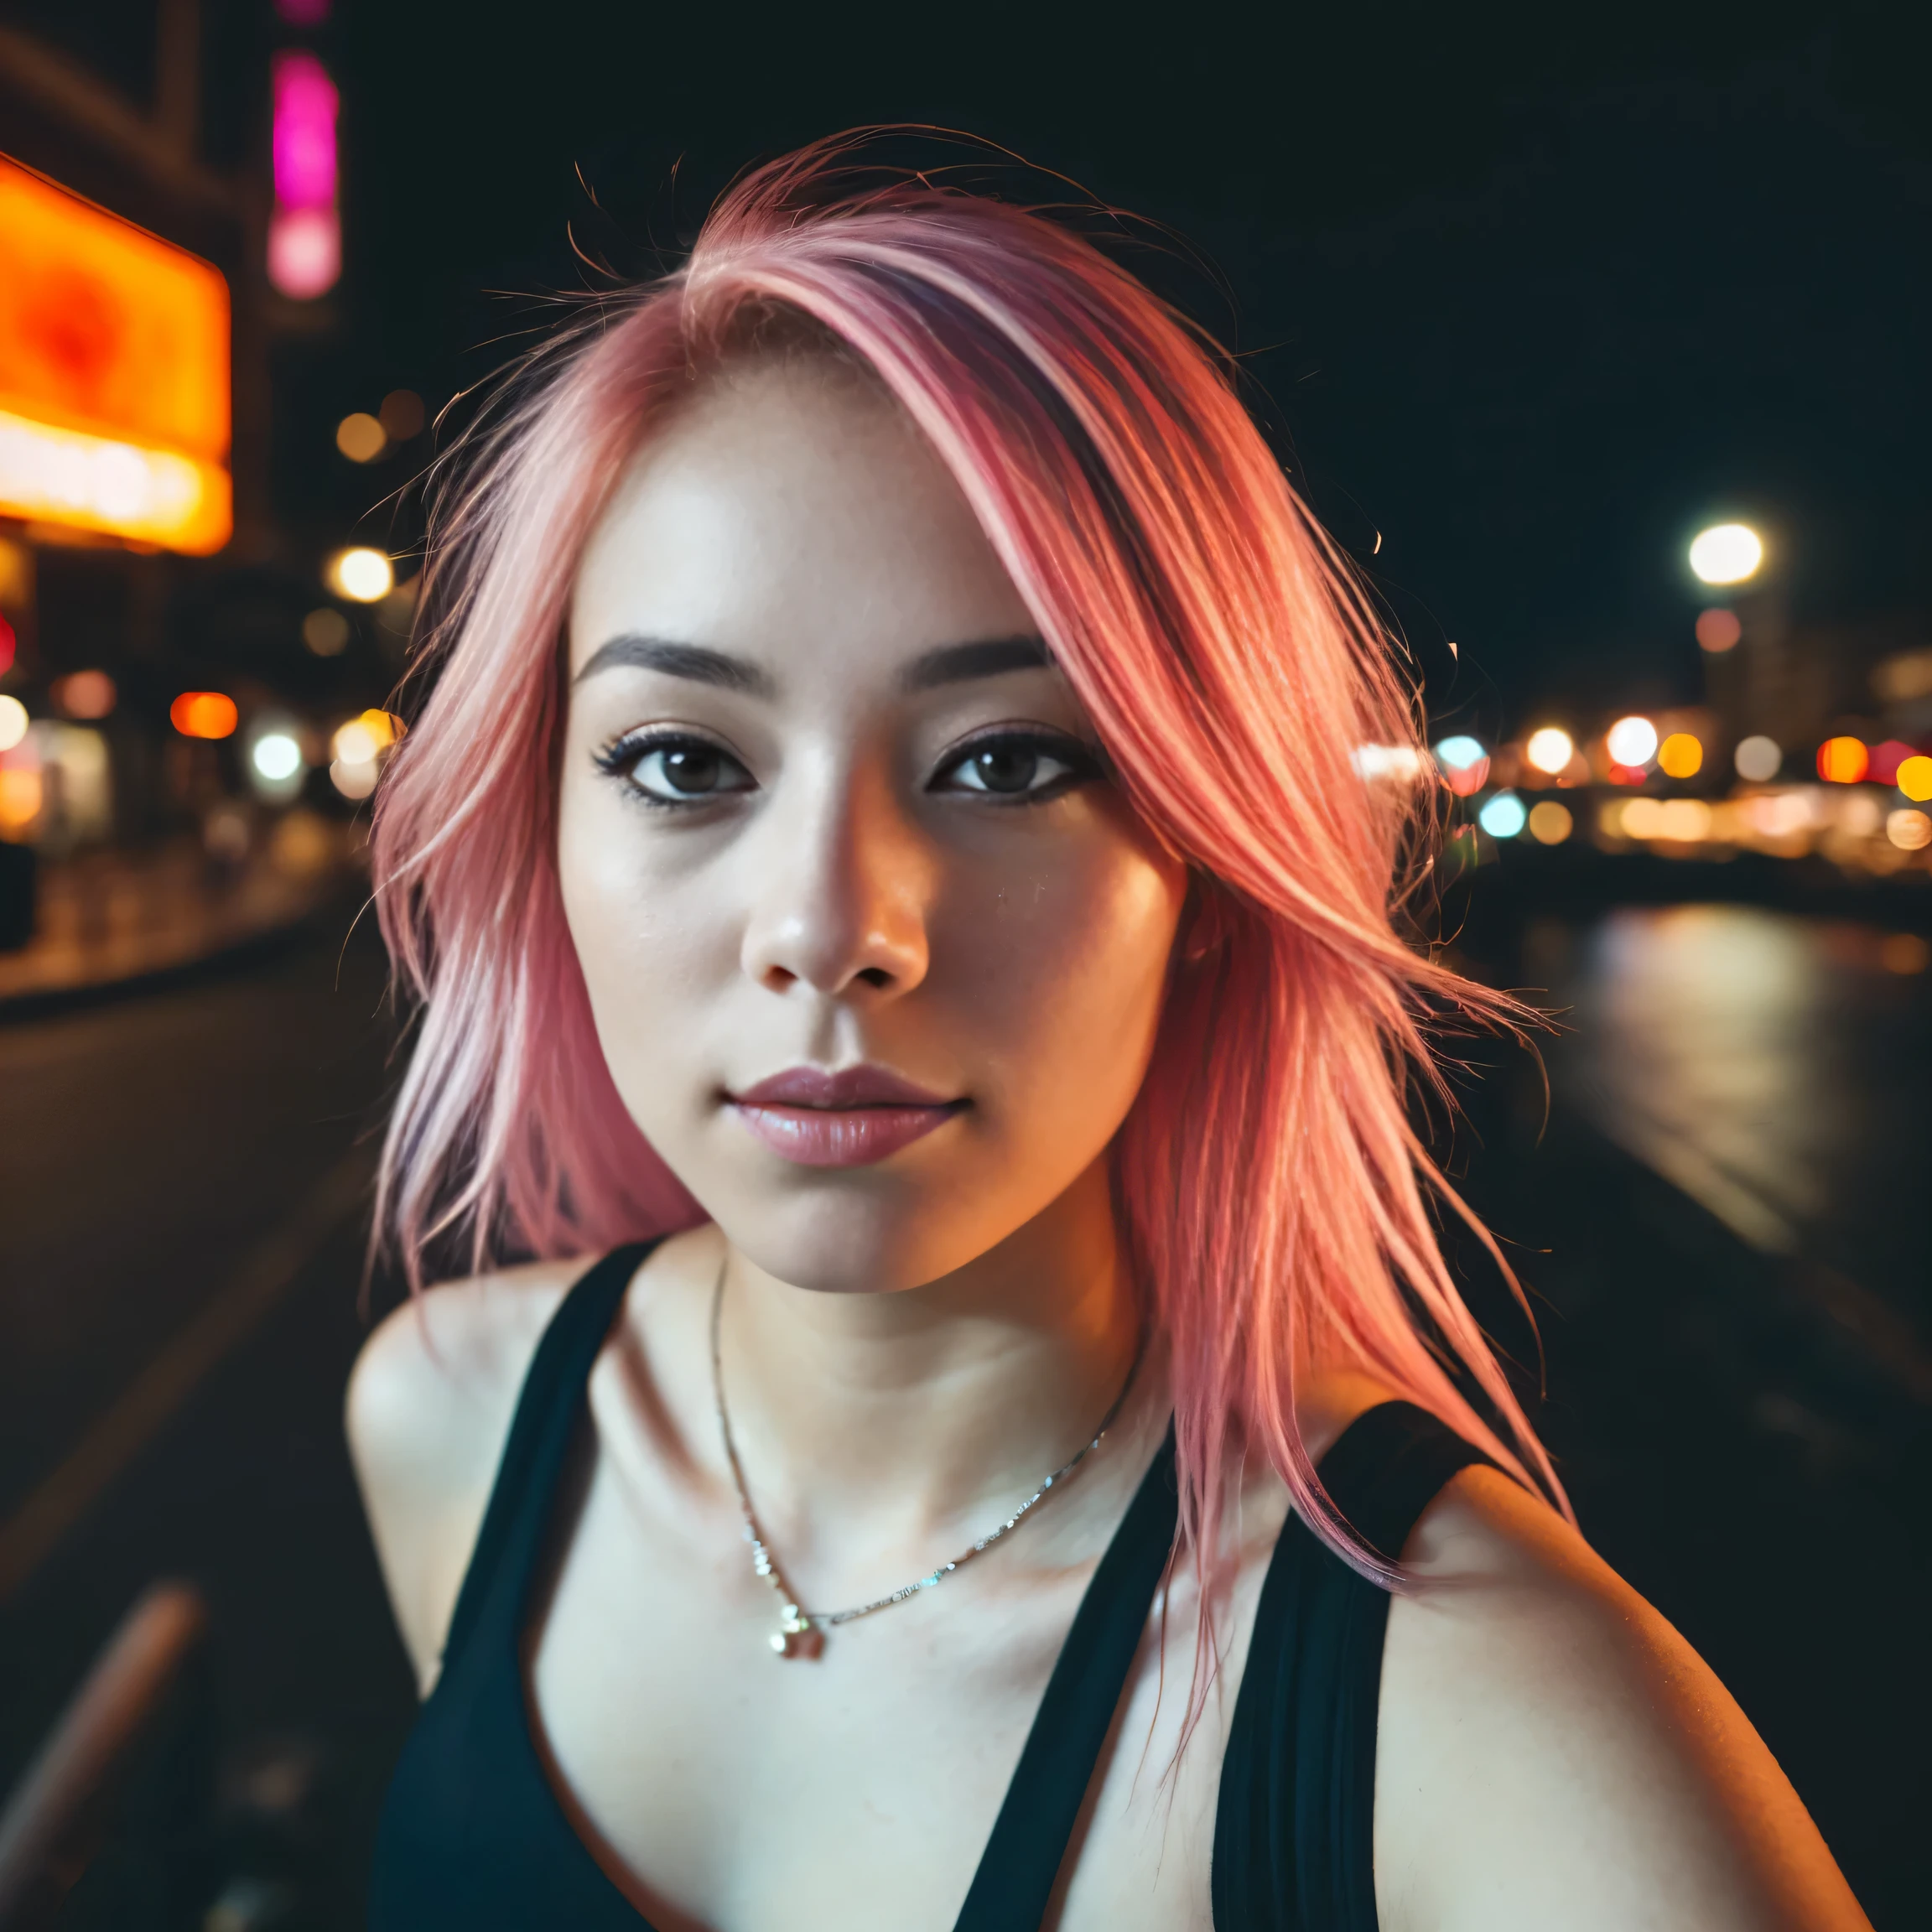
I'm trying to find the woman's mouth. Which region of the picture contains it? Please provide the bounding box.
[726,1066,967,1168]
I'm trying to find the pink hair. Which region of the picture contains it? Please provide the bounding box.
[371,136,1569,1588]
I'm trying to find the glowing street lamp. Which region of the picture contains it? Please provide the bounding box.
[1689,523,1763,586]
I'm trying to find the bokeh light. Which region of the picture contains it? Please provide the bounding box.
[1524,727,1574,775]
[51,670,116,719]
[1816,736,1869,784]
[329,709,400,800]
[379,390,426,441]
[1350,743,1426,782]
[1478,791,1527,838]
[169,691,238,740]
[1660,798,1713,840]
[268,52,340,299]
[0,693,27,752]
[1885,810,1932,853]
[1734,735,1783,782]
[330,709,398,764]
[252,733,302,782]
[0,766,42,834]
[267,208,340,300]
[1896,755,1932,803]
[303,607,351,657]
[335,413,387,463]
[245,712,308,805]
[1866,740,1916,787]
[1527,800,1573,844]
[1431,735,1489,797]
[1880,932,1930,972]
[1688,522,1764,585]
[330,757,378,800]
[1605,715,1659,767]
[1657,732,1703,779]
[325,548,393,602]
[1620,797,1664,839]
[1695,608,1742,652]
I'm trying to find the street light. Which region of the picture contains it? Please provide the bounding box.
[1689,523,1763,585]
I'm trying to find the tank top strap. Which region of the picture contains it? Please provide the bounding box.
[1314,1400,1498,1563]
[438,1240,662,1672]
[952,1423,1179,1932]
[1211,1400,1500,1932]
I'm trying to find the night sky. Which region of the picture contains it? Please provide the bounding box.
[19,0,1929,735]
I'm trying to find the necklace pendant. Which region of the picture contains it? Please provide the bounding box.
[769,1605,816,1659]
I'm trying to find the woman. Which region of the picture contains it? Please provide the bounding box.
[349,138,1868,1930]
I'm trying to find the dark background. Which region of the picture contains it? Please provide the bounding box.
[374,6,1932,740]
[16,0,1930,732]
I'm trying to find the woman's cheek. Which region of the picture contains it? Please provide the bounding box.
[954,846,1182,1149]
[559,820,715,1132]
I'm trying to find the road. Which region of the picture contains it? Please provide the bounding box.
[0,906,417,1928]
[0,896,1924,1927]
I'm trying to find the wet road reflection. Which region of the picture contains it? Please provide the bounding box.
[1531,905,1931,1325]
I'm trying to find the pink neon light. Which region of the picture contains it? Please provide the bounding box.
[275,0,332,23]
[272,52,339,210]
[268,205,340,300]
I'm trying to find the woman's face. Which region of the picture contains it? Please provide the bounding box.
[561,356,1187,1295]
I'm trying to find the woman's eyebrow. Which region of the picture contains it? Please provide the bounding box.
[575,633,1052,696]
[900,636,1052,692]
[574,635,776,696]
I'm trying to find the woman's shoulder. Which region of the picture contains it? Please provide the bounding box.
[345,1255,592,1689]
[1372,1462,1871,1931]
[345,1256,588,1491]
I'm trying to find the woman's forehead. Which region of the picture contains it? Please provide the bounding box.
[568,361,1036,688]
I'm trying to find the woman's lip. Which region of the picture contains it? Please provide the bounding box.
[733,1064,958,1109]
[729,1100,965,1168]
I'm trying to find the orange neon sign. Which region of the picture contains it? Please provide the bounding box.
[0,153,231,553]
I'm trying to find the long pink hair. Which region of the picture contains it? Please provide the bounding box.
[372,135,1567,1583]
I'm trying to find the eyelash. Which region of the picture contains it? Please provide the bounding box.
[590,726,1101,811]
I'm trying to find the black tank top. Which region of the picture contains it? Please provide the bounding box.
[370,1243,1495,1930]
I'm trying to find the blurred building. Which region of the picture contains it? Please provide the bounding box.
[1703,596,1928,762]
[0,2,405,939]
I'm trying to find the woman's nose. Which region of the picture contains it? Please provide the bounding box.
[740,760,932,1000]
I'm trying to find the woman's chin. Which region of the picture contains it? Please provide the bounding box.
[697,1185,1010,1299]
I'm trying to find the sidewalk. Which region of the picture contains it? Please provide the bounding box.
[0,815,364,1010]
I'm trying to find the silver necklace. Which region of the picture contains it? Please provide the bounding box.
[709,1266,1142,1658]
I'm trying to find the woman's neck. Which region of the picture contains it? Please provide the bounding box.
[710,1159,1148,1585]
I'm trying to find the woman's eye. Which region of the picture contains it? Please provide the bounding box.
[934,735,1092,800]
[599,735,755,805]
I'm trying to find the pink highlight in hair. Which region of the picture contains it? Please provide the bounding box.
[371,136,1569,1606]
